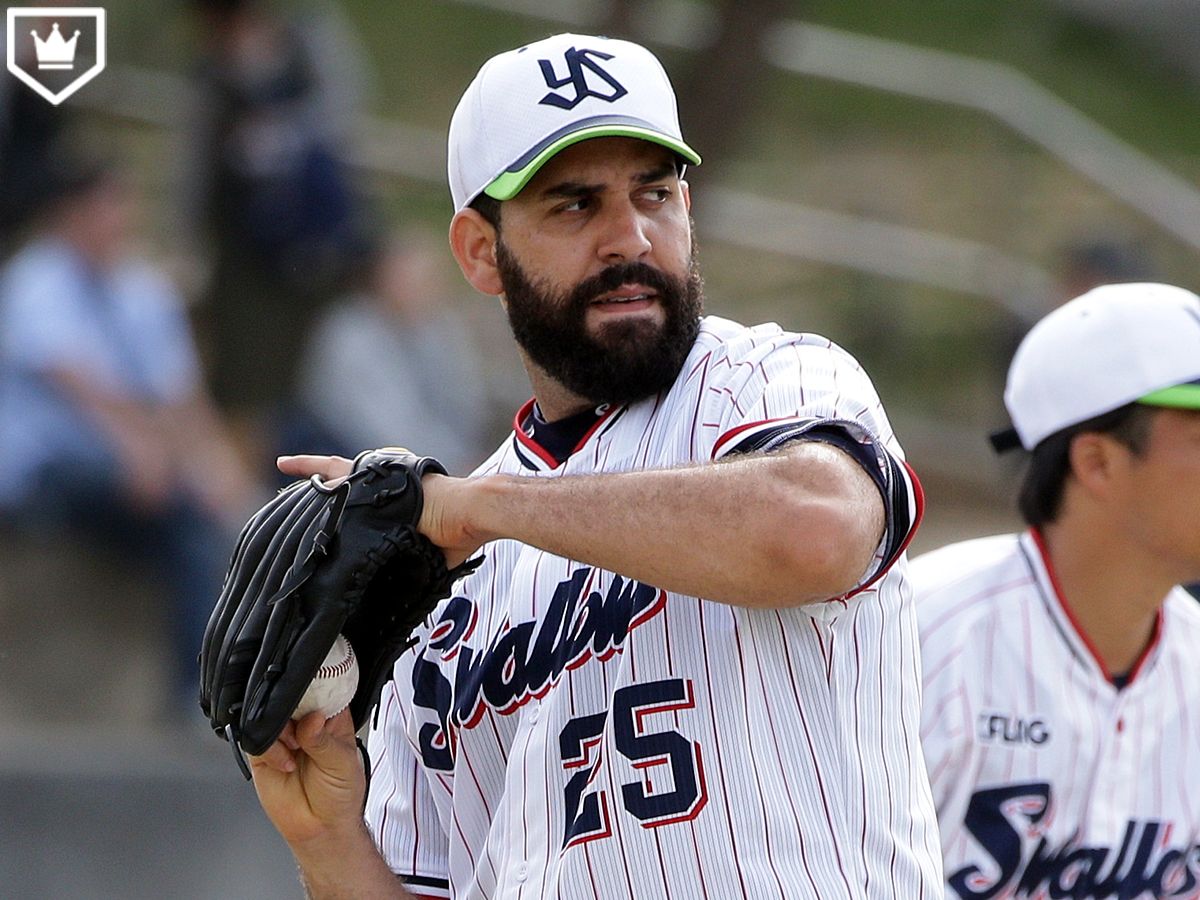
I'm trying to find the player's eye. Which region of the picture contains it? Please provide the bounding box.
[554,195,592,214]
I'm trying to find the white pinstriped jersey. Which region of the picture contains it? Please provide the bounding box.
[365,315,943,900]
[913,530,1200,900]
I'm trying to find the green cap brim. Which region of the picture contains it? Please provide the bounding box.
[1138,381,1200,409]
[484,124,702,202]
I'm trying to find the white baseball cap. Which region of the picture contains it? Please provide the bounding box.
[995,282,1200,451]
[447,33,701,212]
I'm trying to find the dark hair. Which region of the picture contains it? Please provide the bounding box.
[1017,402,1156,526]
[469,193,503,232]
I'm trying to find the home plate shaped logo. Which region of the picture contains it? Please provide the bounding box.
[7,7,106,106]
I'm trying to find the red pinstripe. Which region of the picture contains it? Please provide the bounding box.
[780,612,854,896]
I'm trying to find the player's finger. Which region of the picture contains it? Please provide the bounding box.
[252,739,298,773]
[295,709,358,758]
[294,711,366,790]
[278,718,301,751]
[277,454,353,482]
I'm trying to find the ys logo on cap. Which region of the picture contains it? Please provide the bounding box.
[539,47,627,110]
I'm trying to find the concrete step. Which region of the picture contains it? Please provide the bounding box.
[0,722,301,900]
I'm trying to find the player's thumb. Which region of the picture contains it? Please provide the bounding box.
[295,710,366,799]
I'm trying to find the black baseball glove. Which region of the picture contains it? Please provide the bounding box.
[198,448,479,775]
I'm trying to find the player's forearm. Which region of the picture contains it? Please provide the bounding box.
[448,442,884,608]
[292,822,418,900]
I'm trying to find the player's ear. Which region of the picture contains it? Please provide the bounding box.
[680,179,691,212]
[1067,431,1126,500]
[449,208,503,296]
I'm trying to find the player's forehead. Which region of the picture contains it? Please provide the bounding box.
[1145,405,1200,445]
[515,137,679,200]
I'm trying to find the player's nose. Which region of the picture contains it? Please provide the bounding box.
[595,199,653,263]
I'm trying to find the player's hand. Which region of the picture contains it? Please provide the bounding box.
[248,709,367,848]
[250,713,417,899]
[279,452,487,568]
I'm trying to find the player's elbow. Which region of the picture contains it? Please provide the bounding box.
[765,499,879,604]
[757,443,886,605]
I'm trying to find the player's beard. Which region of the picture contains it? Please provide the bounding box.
[496,239,704,407]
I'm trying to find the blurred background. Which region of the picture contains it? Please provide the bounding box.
[3,0,1200,896]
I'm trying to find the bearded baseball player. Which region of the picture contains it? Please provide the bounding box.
[248,33,943,899]
[913,282,1200,900]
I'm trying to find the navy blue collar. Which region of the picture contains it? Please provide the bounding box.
[526,403,610,464]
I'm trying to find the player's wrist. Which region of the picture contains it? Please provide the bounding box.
[423,472,509,555]
[291,819,398,900]
[463,473,527,548]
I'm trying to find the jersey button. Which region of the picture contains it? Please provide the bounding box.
[517,863,529,881]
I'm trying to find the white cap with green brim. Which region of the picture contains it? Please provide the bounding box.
[996,282,1200,452]
[447,33,701,212]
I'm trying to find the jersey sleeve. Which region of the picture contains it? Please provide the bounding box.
[696,324,922,594]
[365,685,451,900]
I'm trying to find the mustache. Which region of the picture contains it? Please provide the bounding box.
[567,261,680,309]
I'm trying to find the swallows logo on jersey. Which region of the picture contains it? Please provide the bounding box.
[949,783,1200,900]
[411,567,665,770]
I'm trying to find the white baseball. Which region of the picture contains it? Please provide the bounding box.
[291,634,359,720]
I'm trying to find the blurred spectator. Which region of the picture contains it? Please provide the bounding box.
[1056,236,1153,302]
[178,0,372,458]
[0,16,72,254]
[992,236,1158,400]
[292,230,491,476]
[0,160,266,717]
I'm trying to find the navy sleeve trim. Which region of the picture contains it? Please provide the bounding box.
[400,874,451,889]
